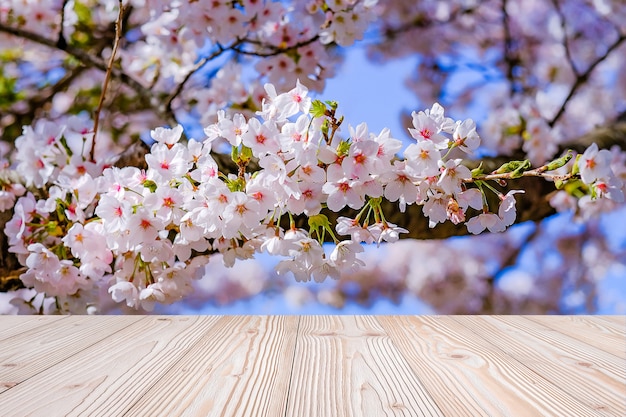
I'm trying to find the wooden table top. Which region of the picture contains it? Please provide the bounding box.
[0,315,624,416]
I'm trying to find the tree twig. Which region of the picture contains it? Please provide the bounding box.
[231,35,320,57]
[501,0,520,96]
[549,32,625,127]
[91,0,125,162]
[550,0,580,77]
[163,43,231,115]
[0,21,165,123]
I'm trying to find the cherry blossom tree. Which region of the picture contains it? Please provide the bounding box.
[0,0,624,314]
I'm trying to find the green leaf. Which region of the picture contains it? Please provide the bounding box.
[142,179,157,193]
[471,162,484,178]
[337,140,351,156]
[545,150,573,171]
[571,154,581,176]
[308,213,332,231]
[231,146,240,164]
[310,99,327,118]
[494,159,531,178]
[226,177,246,192]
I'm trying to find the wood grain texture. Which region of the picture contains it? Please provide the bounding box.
[286,315,443,416]
[379,316,599,417]
[453,316,626,416]
[124,316,299,417]
[0,316,623,417]
[0,315,142,394]
[0,316,217,416]
[0,315,66,340]
[525,315,626,358]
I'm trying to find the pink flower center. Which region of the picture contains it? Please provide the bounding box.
[338,182,350,193]
[420,128,432,139]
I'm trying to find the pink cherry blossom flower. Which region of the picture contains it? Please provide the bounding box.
[499,190,525,227]
[242,118,281,155]
[221,192,263,239]
[274,79,311,117]
[453,119,480,154]
[377,222,409,245]
[404,140,441,178]
[383,161,419,212]
[336,216,376,244]
[592,177,624,202]
[342,140,379,180]
[423,191,448,227]
[109,281,139,309]
[150,124,183,147]
[437,159,471,195]
[322,178,365,211]
[466,212,506,234]
[408,111,449,149]
[95,195,131,233]
[578,143,612,184]
[145,143,190,181]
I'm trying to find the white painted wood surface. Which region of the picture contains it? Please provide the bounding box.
[0,316,624,416]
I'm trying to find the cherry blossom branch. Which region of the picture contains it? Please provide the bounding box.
[375,5,478,41]
[466,167,575,184]
[231,35,320,57]
[550,0,579,77]
[163,42,240,115]
[501,0,521,95]
[0,21,164,123]
[549,31,626,127]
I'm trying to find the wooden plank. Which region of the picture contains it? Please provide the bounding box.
[285,315,444,417]
[595,315,626,329]
[123,315,299,417]
[0,316,220,417]
[453,316,625,416]
[379,315,598,417]
[488,316,625,375]
[0,316,67,340]
[0,315,142,393]
[526,315,626,358]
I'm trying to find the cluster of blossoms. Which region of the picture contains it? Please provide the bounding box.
[3,80,624,313]
[370,0,625,163]
[1,0,381,142]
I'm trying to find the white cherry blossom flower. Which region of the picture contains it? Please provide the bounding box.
[466,212,506,234]
[578,143,612,184]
